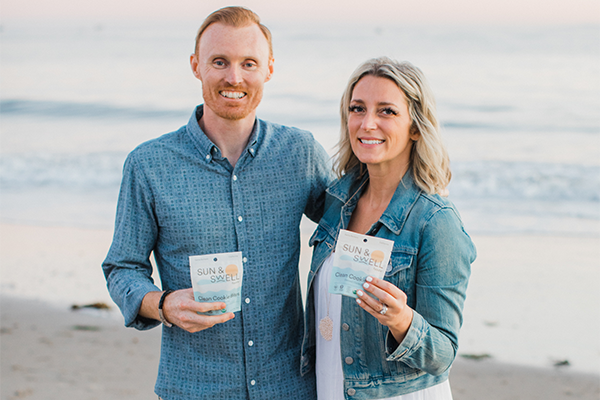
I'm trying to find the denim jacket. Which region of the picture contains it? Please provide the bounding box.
[300,168,476,399]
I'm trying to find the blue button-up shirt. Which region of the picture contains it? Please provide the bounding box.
[102,105,332,399]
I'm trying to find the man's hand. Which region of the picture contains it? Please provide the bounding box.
[163,288,234,332]
[140,288,234,333]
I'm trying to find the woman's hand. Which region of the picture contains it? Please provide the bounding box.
[355,276,414,344]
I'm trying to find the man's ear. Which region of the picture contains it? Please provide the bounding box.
[265,57,274,82]
[190,54,201,81]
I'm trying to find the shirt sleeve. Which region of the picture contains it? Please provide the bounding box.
[385,206,476,375]
[303,137,333,223]
[102,152,162,330]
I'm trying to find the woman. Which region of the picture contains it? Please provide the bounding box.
[301,57,477,399]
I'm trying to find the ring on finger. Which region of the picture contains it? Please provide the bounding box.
[379,304,388,315]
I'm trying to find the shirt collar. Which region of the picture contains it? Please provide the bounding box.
[246,122,259,158]
[186,105,260,163]
[326,166,422,235]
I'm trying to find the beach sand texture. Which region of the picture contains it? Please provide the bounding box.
[2,295,599,400]
[1,223,599,399]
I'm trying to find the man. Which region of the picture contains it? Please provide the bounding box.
[102,7,331,399]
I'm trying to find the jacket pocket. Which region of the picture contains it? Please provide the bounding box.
[309,224,334,250]
[384,247,416,277]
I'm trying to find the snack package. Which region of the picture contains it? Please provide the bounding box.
[189,251,243,315]
[329,229,394,298]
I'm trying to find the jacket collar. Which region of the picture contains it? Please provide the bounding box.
[326,167,422,235]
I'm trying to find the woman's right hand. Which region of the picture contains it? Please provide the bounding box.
[355,276,414,344]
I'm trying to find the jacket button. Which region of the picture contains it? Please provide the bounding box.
[342,323,350,331]
[347,388,356,396]
[344,357,354,365]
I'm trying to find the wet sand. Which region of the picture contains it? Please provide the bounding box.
[0,223,599,399]
[1,295,598,400]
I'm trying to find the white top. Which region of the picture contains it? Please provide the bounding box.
[314,253,453,400]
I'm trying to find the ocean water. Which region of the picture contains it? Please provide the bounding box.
[1,21,599,374]
[1,21,598,235]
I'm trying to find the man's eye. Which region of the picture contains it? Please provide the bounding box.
[243,62,257,68]
[213,60,226,67]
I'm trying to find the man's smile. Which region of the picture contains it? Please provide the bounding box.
[220,90,247,99]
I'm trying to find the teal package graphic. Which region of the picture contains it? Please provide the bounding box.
[189,251,243,315]
[329,230,394,298]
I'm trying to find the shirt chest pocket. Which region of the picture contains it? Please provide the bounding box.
[384,248,417,293]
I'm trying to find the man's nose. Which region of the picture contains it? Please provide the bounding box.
[225,66,243,86]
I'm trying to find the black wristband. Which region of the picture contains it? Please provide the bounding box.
[158,290,174,327]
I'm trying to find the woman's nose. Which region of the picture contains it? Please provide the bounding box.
[361,113,377,131]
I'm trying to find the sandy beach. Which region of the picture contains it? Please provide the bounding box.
[2,296,598,400]
[1,223,599,399]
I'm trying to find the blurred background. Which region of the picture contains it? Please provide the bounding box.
[1,0,599,381]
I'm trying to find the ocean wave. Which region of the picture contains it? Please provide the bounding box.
[3,98,597,135]
[449,161,600,203]
[441,121,599,134]
[2,155,599,206]
[0,152,126,189]
[442,121,502,130]
[0,99,189,120]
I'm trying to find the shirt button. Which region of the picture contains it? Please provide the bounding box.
[347,388,356,396]
[250,380,256,386]
[250,148,255,154]
[248,340,254,347]
[205,154,210,160]
[243,257,248,263]
[245,298,251,304]
[233,175,238,181]
[345,357,354,365]
[342,323,350,331]
[237,216,243,222]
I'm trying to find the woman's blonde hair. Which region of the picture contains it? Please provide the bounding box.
[334,57,451,195]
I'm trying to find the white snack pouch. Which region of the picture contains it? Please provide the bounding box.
[329,229,394,298]
[189,251,243,315]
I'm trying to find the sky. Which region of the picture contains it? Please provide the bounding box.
[2,0,599,26]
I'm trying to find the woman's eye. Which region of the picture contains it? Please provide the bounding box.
[381,107,398,116]
[349,105,364,113]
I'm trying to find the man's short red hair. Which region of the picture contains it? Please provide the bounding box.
[194,6,273,58]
